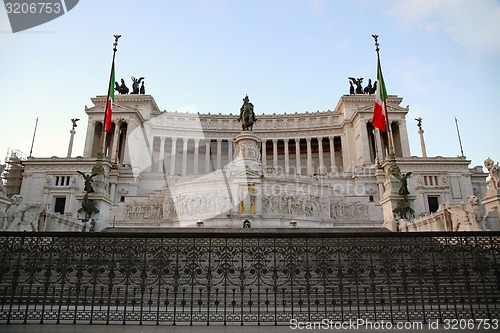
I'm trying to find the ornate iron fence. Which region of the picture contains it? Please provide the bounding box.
[0,230,498,326]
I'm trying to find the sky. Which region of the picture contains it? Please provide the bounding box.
[0,0,499,171]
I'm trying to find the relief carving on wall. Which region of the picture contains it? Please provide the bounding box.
[330,201,369,220]
[263,193,329,218]
[125,199,163,220]
[173,191,233,220]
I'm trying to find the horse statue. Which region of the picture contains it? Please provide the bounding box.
[131,76,145,94]
[239,95,256,131]
[115,78,129,94]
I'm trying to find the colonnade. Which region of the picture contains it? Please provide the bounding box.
[147,135,344,176]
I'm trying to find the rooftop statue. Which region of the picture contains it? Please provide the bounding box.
[140,81,145,94]
[115,78,129,94]
[348,77,377,95]
[131,76,144,94]
[363,79,373,94]
[239,95,256,131]
[348,77,364,94]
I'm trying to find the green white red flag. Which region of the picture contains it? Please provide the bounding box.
[104,62,114,132]
[372,58,387,132]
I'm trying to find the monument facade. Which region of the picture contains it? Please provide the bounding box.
[7,93,494,231]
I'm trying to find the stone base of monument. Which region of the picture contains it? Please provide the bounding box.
[380,175,416,231]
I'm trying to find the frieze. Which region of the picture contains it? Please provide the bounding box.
[263,193,329,218]
[172,191,233,220]
[330,200,369,220]
[125,199,163,220]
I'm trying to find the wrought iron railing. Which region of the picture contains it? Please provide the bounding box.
[0,230,498,326]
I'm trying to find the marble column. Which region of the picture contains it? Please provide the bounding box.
[182,138,188,175]
[399,119,411,157]
[109,183,116,204]
[205,139,211,173]
[284,139,290,173]
[317,137,324,174]
[149,135,154,171]
[216,139,222,170]
[170,137,177,175]
[329,137,336,172]
[228,139,233,164]
[158,136,165,172]
[272,139,278,169]
[193,139,200,174]
[295,139,301,174]
[83,119,95,157]
[110,123,120,164]
[360,120,371,164]
[261,139,267,167]
[306,138,312,176]
[375,129,384,161]
[418,129,427,157]
[67,129,76,158]
[122,121,134,165]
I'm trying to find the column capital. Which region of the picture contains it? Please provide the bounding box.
[283,138,289,143]
[194,138,200,143]
[272,139,278,143]
[306,137,311,142]
[294,138,300,144]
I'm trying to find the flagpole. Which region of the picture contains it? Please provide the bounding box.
[372,34,395,158]
[454,117,464,157]
[372,34,401,178]
[29,117,38,158]
[92,34,121,173]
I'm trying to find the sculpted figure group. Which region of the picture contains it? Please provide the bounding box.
[348,77,377,95]
[115,76,146,95]
[2,195,43,231]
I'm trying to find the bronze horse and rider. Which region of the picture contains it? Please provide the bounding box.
[239,95,256,131]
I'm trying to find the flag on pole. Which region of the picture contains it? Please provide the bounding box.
[372,58,387,132]
[104,62,115,132]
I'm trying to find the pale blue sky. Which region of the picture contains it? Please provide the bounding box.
[0,0,499,170]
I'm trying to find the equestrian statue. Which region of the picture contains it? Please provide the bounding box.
[239,95,256,131]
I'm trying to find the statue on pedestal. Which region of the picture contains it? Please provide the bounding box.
[77,171,97,193]
[239,95,256,131]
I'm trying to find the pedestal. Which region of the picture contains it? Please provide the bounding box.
[76,192,112,231]
[380,175,416,231]
[229,131,264,220]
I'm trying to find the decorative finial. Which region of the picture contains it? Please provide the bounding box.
[372,34,379,52]
[112,34,121,50]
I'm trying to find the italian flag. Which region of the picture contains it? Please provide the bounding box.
[372,58,387,132]
[104,63,114,132]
